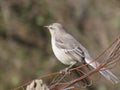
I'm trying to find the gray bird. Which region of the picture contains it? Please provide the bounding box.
[45,23,120,84]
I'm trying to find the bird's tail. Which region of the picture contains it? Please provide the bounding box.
[99,69,120,84]
[85,59,120,84]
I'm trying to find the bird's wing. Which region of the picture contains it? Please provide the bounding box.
[55,34,85,62]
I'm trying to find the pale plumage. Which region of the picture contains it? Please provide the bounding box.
[45,23,120,84]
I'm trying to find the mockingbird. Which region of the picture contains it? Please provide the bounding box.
[45,23,120,84]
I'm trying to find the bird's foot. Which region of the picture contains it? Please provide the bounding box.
[60,63,75,75]
[60,67,71,75]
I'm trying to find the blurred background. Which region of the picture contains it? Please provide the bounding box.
[0,0,120,90]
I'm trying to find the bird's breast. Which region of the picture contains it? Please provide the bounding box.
[51,39,76,65]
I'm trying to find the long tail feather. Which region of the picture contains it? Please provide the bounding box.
[85,59,120,84]
[100,69,120,84]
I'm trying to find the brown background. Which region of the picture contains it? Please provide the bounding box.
[0,0,120,90]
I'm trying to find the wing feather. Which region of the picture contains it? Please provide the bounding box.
[55,36,85,62]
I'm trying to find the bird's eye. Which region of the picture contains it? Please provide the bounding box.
[49,26,54,30]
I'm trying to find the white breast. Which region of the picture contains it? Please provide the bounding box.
[51,38,76,65]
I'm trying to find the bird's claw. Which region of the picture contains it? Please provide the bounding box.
[60,68,71,75]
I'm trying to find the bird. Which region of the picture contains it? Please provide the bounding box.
[45,23,120,84]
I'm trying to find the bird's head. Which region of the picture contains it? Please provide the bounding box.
[44,23,65,35]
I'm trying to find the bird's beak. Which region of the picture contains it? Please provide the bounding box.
[44,25,49,29]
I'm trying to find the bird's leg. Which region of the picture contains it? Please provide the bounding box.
[60,62,76,75]
[57,63,76,85]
